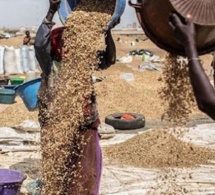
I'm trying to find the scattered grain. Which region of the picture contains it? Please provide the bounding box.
[159,54,196,126]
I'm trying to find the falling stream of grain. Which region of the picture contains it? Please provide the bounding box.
[40,1,115,194]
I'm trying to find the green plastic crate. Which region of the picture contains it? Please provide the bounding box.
[10,78,25,86]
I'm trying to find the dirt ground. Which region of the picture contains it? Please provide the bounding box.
[0,33,215,194]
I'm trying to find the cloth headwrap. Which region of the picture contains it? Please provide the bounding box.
[50,25,65,61]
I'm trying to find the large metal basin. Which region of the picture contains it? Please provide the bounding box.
[129,0,215,56]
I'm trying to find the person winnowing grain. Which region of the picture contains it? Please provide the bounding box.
[34,0,118,194]
[169,13,215,120]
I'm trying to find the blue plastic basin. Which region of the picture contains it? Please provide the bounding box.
[0,169,26,195]
[58,0,80,23]
[15,78,41,111]
[0,89,16,104]
[58,0,126,29]
[3,85,17,90]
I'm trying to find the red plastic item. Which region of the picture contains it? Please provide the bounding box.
[120,114,135,120]
[50,25,65,61]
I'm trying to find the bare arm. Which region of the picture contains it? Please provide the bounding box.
[34,0,60,76]
[104,29,116,66]
[101,18,120,68]
[169,13,215,120]
[46,0,60,22]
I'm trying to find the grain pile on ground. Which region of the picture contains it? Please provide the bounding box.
[0,97,38,127]
[0,39,205,125]
[94,67,165,120]
[159,54,196,125]
[104,129,215,168]
[40,0,115,194]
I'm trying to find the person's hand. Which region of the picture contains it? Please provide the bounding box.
[169,13,196,46]
[49,0,61,12]
[46,0,60,22]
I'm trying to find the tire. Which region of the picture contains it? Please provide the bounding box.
[129,50,138,56]
[138,49,153,56]
[105,113,145,130]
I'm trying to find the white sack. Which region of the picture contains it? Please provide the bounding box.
[15,47,24,74]
[0,127,40,144]
[4,46,18,74]
[14,120,41,132]
[0,46,5,74]
[21,45,30,73]
[29,46,40,72]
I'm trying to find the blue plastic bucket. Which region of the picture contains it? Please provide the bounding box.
[15,78,41,111]
[58,0,126,29]
[0,169,26,195]
[0,89,16,104]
